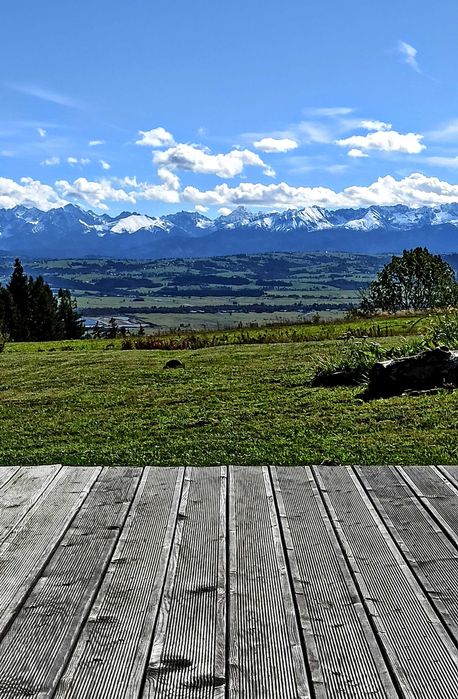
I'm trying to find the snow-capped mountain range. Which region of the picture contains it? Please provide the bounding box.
[2,202,458,258]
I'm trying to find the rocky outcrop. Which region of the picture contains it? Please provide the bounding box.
[366,347,458,398]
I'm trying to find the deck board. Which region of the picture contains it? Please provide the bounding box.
[0,467,140,698]
[0,465,61,546]
[398,465,458,542]
[0,466,100,643]
[144,467,226,699]
[55,467,182,699]
[0,464,458,699]
[316,465,458,699]
[275,466,397,698]
[229,466,309,699]
[357,465,458,642]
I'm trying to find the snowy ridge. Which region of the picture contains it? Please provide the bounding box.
[1,202,458,257]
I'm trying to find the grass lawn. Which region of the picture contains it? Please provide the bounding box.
[0,332,456,466]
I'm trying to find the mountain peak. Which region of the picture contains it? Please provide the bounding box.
[1,202,458,258]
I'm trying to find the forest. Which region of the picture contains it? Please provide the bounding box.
[0,259,83,342]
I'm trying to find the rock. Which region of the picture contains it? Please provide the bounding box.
[366,347,458,399]
[163,358,185,370]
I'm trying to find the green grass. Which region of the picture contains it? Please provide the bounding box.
[0,327,457,466]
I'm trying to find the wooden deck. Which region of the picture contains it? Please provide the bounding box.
[0,466,458,698]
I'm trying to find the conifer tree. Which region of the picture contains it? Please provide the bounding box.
[7,259,30,341]
[0,287,14,336]
[57,288,84,339]
[29,276,59,341]
[106,317,119,339]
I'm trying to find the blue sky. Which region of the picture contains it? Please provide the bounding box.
[2,0,458,216]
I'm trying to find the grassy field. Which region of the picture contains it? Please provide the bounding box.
[1,252,386,331]
[0,317,456,466]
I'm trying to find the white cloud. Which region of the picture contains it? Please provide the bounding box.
[182,173,458,210]
[99,160,111,170]
[4,171,458,214]
[195,204,208,213]
[397,41,420,73]
[55,178,136,210]
[136,127,175,147]
[425,156,458,169]
[37,127,47,138]
[253,137,298,153]
[153,143,274,178]
[361,120,392,132]
[89,140,105,147]
[347,149,368,158]
[156,167,180,190]
[41,156,61,166]
[297,121,333,143]
[336,130,425,155]
[67,157,91,166]
[428,120,458,142]
[0,176,67,210]
[303,107,354,117]
[121,167,181,204]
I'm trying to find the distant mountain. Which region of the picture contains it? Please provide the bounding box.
[2,202,458,258]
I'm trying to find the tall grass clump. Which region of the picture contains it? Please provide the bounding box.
[312,311,458,387]
[311,338,424,386]
[426,310,458,349]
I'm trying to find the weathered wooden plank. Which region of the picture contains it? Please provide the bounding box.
[397,466,458,543]
[229,466,310,699]
[0,467,21,491]
[441,465,458,487]
[0,465,62,546]
[315,465,458,699]
[274,466,398,699]
[0,466,100,641]
[0,467,140,699]
[357,465,458,643]
[54,467,182,699]
[143,467,226,699]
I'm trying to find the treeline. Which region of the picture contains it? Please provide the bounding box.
[0,259,84,341]
[87,301,354,315]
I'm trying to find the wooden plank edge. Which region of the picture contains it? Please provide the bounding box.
[35,467,143,699]
[311,465,415,699]
[394,465,458,549]
[0,466,102,643]
[141,467,191,698]
[269,466,325,699]
[0,464,63,547]
[227,465,238,699]
[213,465,227,699]
[353,466,458,648]
[262,466,310,699]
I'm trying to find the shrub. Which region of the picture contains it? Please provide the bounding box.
[426,311,458,349]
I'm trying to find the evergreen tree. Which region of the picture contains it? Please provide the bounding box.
[106,317,119,339]
[92,321,102,339]
[57,288,84,339]
[0,287,14,337]
[1,259,83,342]
[7,259,30,341]
[29,276,59,341]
